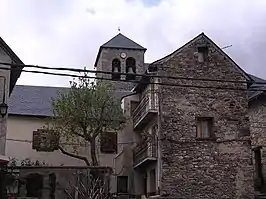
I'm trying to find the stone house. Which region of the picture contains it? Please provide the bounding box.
[117,33,256,199]
[248,74,266,194]
[6,32,266,198]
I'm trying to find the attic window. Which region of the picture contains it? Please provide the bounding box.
[197,46,208,63]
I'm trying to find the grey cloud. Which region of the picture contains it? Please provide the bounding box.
[1,0,266,87]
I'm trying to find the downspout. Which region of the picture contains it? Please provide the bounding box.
[156,77,162,195]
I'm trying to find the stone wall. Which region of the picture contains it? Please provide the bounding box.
[157,34,254,198]
[249,95,266,191]
[96,48,145,91]
[249,96,266,148]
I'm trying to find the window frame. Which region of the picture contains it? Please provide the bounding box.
[100,131,117,154]
[197,46,209,63]
[196,117,214,140]
[117,176,128,194]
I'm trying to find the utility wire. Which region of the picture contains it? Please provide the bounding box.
[0,65,265,92]
[6,138,137,145]
[1,62,266,85]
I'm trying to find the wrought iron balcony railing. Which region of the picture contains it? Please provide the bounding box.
[132,91,158,130]
[133,140,157,168]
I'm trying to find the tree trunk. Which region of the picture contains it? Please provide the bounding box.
[58,146,90,166]
[90,138,98,166]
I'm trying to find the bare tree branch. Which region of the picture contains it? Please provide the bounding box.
[64,169,111,199]
[58,146,90,166]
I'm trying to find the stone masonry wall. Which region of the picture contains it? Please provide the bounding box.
[96,48,145,91]
[249,96,266,188]
[249,96,266,148]
[157,35,254,198]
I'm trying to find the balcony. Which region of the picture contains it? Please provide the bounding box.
[132,91,158,130]
[133,140,157,169]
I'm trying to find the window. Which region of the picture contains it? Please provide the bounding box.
[149,169,156,196]
[131,101,139,115]
[197,46,209,63]
[112,59,121,80]
[117,176,128,193]
[196,117,214,139]
[100,132,117,153]
[126,57,136,80]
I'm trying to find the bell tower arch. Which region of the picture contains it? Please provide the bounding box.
[94,33,146,91]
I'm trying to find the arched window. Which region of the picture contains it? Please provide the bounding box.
[126,57,136,80]
[112,58,121,80]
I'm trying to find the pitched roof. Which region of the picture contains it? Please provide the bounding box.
[150,32,252,82]
[8,85,131,117]
[0,37,24,94]
[248,74,266,101]
[94,33,146,67]
[102,33,146,50]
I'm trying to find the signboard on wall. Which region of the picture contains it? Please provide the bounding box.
[32,129,59,152]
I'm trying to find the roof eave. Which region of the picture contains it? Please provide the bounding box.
[0,37,24,95]
[9,113,51,118]
[248,91,265,103]
[94,46,103,68]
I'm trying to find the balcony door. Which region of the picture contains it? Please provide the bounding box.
[149,169,156,196]
[254,147,264,191]
[143,173,147,197]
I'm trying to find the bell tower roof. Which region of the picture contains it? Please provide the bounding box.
[101,33,146,50]
[94,33,146,67]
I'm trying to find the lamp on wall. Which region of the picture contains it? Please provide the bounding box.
[0,77,7,118]
[0,103,8,118]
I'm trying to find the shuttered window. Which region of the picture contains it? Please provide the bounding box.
[100,132,117,153]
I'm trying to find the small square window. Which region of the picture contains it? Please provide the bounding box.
[131,101,139,115]
[196,117,214,139]
[197,46,209,62]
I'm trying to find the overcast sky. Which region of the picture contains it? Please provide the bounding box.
[1,0,266,87]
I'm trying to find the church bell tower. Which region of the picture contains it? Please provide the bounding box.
[94,33,146,91]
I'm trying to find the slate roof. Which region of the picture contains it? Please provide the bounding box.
[9,73,266,117]
[8,85,131,117]
[102,33,146,50]
[248,74,266,101]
